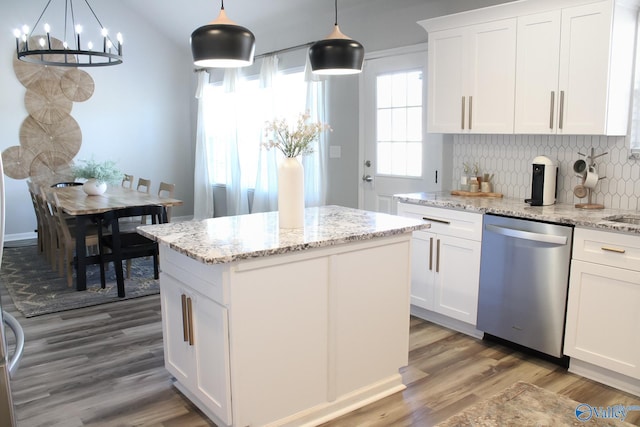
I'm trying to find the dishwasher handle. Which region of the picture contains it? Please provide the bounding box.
[485,224,568,246]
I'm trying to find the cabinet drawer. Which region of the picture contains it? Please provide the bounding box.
[160,247,228,305]
[397,203,483,241]
[573,228,640,272]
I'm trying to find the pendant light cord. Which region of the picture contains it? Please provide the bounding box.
[221,0,225,10]
[334,0,338,25]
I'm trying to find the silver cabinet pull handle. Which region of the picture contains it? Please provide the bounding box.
[468,96,473,130]
[422,216,450,225]
[436,239,441,273]
[601,246,626,254]
[181,294,189,342]
[187,297,194,346]
[461,96,465,130]
[549,91,555,129]
[429,237,433,271]
[559,90,565,129]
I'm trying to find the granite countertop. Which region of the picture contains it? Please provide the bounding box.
[395,192,640,235]
[138,205,430,264]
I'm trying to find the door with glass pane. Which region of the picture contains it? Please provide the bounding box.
[362,49,443,214]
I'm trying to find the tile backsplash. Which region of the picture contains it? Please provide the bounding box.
[452,134,640,211]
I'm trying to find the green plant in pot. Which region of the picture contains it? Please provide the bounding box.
[72,157,122,196]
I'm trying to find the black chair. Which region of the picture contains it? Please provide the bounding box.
[98,205,167,298]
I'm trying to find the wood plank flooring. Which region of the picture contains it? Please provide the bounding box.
[2,283,639,426]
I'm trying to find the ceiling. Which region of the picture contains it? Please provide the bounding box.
[120,0,373,52]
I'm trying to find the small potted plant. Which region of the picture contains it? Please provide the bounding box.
[72,157,122,195]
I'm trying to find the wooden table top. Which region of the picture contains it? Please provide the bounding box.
[53,185,183,216]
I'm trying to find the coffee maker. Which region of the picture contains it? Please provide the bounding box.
[525,156,557,206]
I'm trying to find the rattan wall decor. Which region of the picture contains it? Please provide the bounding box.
[2,36,94,186]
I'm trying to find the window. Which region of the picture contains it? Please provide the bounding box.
[203,70,307,186]
[375,70,423,177]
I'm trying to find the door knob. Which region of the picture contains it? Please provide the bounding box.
[362,175,373,182]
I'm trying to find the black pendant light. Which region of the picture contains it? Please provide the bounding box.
[309,0,364,75]
[191,0,255,68]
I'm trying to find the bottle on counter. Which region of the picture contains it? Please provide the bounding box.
[461,163,470,191]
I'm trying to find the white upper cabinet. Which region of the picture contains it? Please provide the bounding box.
[514,11,562,133]
[427,19,517,133]
[421,0,640,136]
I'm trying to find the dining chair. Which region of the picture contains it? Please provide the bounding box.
[37,187,60,272]
[122,174,134,189]
[157,182,176,222]
[136,178,151,194]
[27,181,45,256]
[45,191,102,287]
[98,205,167,298]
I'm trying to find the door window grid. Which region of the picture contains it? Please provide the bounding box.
[376,70,423,177]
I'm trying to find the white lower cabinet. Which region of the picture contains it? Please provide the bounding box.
[564,228,640,382]
[160,273,232,425]
[159,234,413,426]
[398,203,482,328]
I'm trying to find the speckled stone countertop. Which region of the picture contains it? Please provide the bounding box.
[395,192,640,235]
[138,205,430,264]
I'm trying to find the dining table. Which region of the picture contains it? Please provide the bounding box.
[52,185,183,291]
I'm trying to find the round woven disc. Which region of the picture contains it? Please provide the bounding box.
[29,150,74,186]
[19,114,82,159]
[1,146,36,179]
[61,69,95,102]
[13,36,75,87]
[25,77,73,124]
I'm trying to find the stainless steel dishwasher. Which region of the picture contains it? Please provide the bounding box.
[477,214,573,359]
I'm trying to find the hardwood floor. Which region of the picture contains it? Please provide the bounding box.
[2,284,639,426]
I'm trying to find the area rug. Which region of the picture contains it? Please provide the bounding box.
[0,244,159,317]
[436,381,636,427]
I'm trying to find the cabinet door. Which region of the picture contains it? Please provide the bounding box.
[564,260,640,379]
[433,235,481,325]
[410,230,436,310]
[191,295,232,425]
[427,27,466,133]
[467,18,517,133]
[557,2,612,134]
[160,273,194,385]
[514,11,561,133]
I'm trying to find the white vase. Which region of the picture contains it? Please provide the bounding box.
[278,157,305,229]
[82,179,107,196]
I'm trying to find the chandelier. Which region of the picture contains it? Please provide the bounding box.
[14,0,123,67]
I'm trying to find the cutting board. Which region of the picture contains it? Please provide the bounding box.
[451,190,503,198]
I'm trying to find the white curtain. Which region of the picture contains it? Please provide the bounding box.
[193,70,214,220]
[302,56,328,207]
[222,68,250,215]
[195,51,329,218]
[252,55,280,213]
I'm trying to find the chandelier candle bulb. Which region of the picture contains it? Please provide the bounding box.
[44,23,52,48]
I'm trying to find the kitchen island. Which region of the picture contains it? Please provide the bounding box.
[138,206,429,427]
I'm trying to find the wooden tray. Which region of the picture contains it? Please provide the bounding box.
[451,190,503,198]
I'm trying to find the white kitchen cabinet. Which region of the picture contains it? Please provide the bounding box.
[157,229,414,427]
[398,203,482,326]
[427,19,516,134]
[565,228,640,385]
[422,0,639,136]
[160,273,232,425]
[515,1,637,135]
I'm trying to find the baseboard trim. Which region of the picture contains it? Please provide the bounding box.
[410,305,484,339]
[4,231,37,242]
[569,359,640,397]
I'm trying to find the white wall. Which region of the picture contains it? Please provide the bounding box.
[0,1,193,238]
